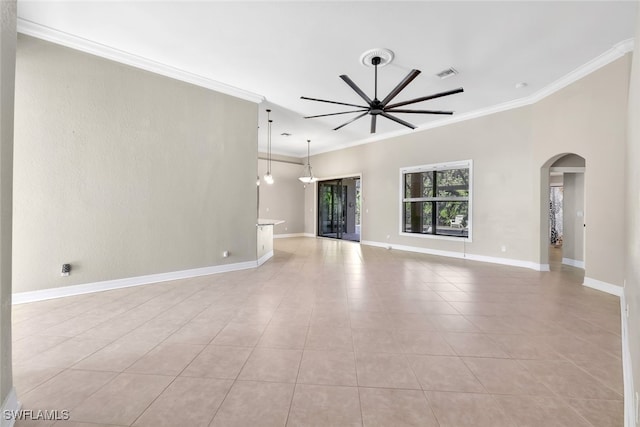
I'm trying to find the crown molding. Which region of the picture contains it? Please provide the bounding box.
[311,37,636,157]
[528,37,634,104]
[17,19,265,104]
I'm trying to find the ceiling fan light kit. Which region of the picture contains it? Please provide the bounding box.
[301,48,464,133]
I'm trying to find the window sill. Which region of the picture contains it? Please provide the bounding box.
[399,231,472,243]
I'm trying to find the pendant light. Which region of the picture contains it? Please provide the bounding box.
[263,109,274,184]
[299,139,317,184]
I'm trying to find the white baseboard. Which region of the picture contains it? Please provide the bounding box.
[257,250,274,266]
[360,240,548,271]
[621,293,636,427]
[13,258,262,305]
[583,277,624,296]
[273,233,306,239]
[303,233,316,238]
[1,387,21,427]
[562,257,585,269]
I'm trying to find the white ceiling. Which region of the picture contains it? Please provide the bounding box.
[17,1,638,157]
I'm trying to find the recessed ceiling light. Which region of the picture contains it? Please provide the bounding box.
[515,82,528,89]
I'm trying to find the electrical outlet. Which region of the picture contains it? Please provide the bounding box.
[500,245,507,252]
[223,251,229,258]
[61,264,71,277]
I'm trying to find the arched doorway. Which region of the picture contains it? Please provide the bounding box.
[540,153,586,271]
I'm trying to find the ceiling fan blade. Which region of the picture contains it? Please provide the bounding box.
[386,88,464,109]
[340,75,373,105]
[370,115,377,134]
[380,69,421,106]
[380,112,417,130]
[385,109,454,115]
[304,109,368,119]
[333,112,369,131]
[301,96,368,109]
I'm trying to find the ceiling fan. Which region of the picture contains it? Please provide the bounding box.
[301,50,464,133]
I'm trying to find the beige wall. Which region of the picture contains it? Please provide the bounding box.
[0,0,16,408]
[258,158,305,235]
[13,35,258,293]
[624,1,640,416]
[308,106,536,263]
[532,54,630,285]
[306,55,630,284]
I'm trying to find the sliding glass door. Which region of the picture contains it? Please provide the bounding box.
[318,177,360,242]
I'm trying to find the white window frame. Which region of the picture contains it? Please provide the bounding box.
[399,160,473,242]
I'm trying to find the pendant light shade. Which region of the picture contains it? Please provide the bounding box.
[299,139,317,184]
[263,109,274,185]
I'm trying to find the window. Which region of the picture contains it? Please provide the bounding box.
[400,160,471,239]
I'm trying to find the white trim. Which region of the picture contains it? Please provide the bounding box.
[539,263,551,272]
[257,250,274,266]
[1,387,21,427]
[529,38,634,104]
[399,160,473,243]
[274,233,302,239]
[16,19,264,104]
[621,293,636,427]
[583,276,624,296]
[310,39,635,157]
[273,233,306,239]
[398,231,471,243]
[562,257,585,269]
[13,259,262,304]
[303,233,316,238]
[550,167,586,174]
[360,240,547,271]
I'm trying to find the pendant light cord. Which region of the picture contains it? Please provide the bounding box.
[266,109,272,175]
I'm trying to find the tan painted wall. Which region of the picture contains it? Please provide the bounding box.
[624,1,640,414]
[306,56,630,283]
[258,158,305,235]
[532,54,630,284]
[307,106,536,262]
[0,0,16,407]
[13,35,258,293]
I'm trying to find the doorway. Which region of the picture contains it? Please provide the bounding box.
[317,177,360,242]
[544,154,586,270]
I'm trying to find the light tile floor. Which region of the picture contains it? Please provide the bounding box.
[11,238,623,426]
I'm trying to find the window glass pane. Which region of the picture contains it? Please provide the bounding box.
[435,201,468,237]
[404,172,433,198]
[403,202,433,233]
[436,168,469,197]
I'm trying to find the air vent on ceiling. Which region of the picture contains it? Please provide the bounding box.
[436,67,458,79]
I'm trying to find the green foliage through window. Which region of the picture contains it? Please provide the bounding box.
[402,163,470,238]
